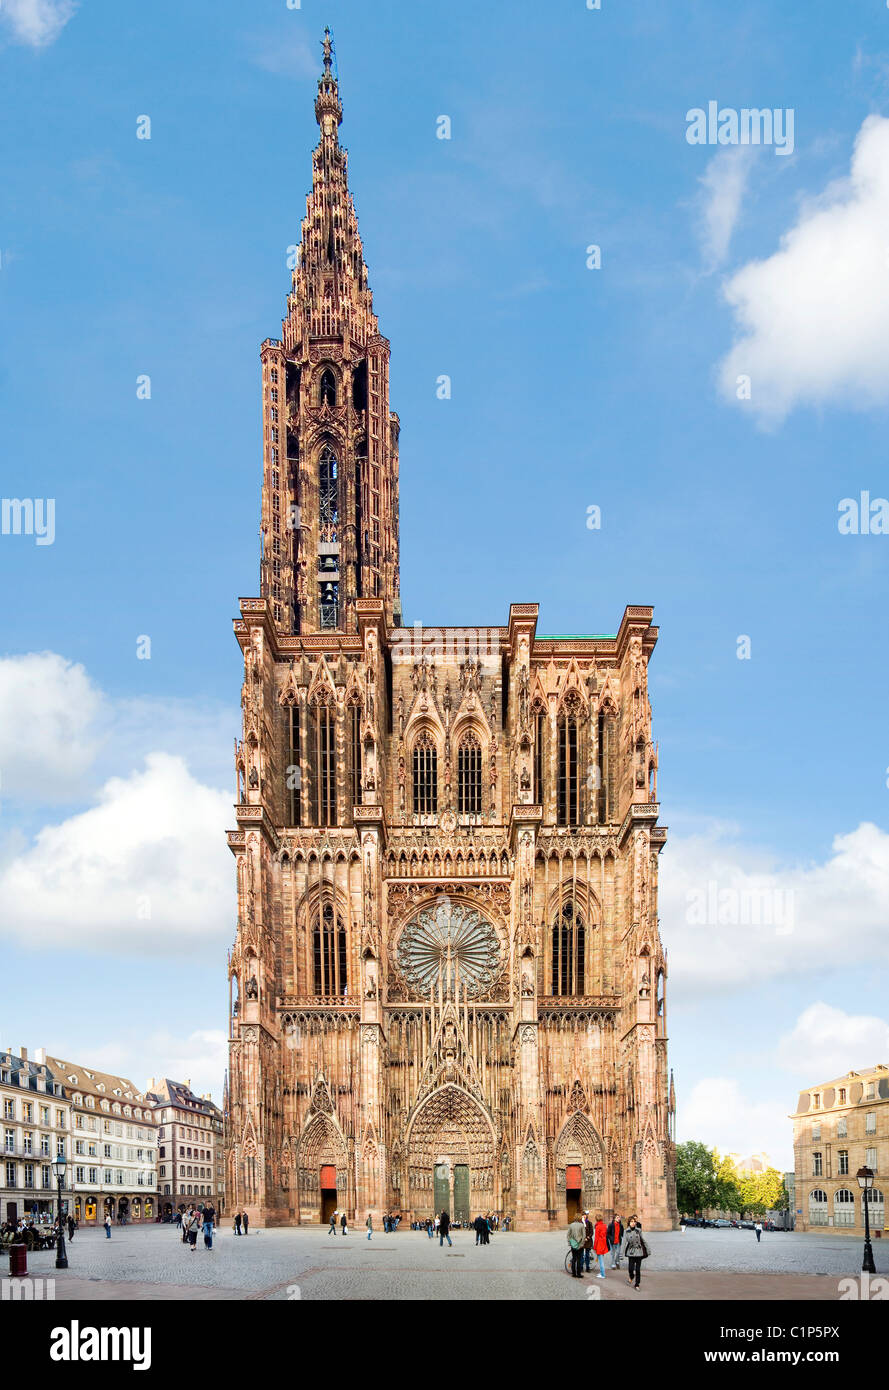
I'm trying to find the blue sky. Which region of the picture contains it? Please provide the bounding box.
[1,0,888,1167]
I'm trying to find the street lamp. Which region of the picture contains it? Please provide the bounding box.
[856,1166,876,1275]
[52,1153,69,1271]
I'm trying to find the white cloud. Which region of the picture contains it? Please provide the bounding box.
[0,753,233,954]
[696,147,757,270]
[660,821,889,998]
[776,1002,889,1080]
[0,652,104,801]
[52,1029,229,1106]
[0,650,235,805]
[718,114,889,423]
[1,0,77,47]
[677,1077,793,1170]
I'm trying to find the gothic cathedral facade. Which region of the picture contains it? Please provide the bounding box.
[225,37,677,1231]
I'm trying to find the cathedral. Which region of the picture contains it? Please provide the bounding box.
[225,33,677,1231]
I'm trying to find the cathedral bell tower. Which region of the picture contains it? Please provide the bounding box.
[259,28,402,635]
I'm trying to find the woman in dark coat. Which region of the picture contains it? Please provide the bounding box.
[622,1216,646,1289]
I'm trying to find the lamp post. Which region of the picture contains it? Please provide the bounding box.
[52,1154,69,1270]
[856,1166,876,1275]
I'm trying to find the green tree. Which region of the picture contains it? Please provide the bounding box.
[676,1141,721,1215]
[714,1152,742,1214]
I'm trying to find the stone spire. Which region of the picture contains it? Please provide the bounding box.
[258,31,401,634]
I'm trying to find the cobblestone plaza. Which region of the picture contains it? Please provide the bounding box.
[21,1223,889,1302]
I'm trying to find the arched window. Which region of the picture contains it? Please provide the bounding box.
[313,902,348,996]
[286,702,302,826]
[833,1188,855,1226]
[557,707,580,826]
[532,706,545,805]
[349,700,362,809]
[808,1189,828,1226]
[597,707,617,822]
[314,700,336,826]
[319,368,337,409]
[413,732,438,816]
[865,1188,885,1226]
[551,900,585,996]
[318,445,338,541]
[457,732,482,815]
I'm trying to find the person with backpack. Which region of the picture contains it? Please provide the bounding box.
[622,1215,648,1289]
[185,1207,200,1252]
[439,1210,452,1247]
[567,1214,585,1278]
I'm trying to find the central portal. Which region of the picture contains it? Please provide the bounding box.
[407,1084,496,1220]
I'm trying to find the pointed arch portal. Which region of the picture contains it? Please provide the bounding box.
[406,1085,496,1221]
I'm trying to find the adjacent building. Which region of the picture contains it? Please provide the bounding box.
[792,1063,888,1235]
[46,1056,158,1225]
[225,33,677,1230]
[147,1078,224,1215]
[1,1048,71,1224]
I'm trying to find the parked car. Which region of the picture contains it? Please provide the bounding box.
[740,1221,755,1230]
[713,1219,734,1228]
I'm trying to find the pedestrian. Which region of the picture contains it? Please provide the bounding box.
[202,1204,215,1251]
[582,1211,593,1273]
[234,1211,242,1235]
[66,1214,75,1241]
[593,1214,608,1279]
[340,1211,348,1236]
[622,1216,647,1290]
[606,1212,623,1269]
[439,1210,452,1247]
[473,1213,485,1246]
[329,1211,338,1236]
[104,1213,112,1239]
[567,1213,585,1278]
[426,1217,434,1239]
[181,1208,190,1244]
[185,1208,200,1252]
[242,1210,249,1235]
[366,1211,373,1241]
[754,1221,762,1243]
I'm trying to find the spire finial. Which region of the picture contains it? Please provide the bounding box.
[315,26,342,129]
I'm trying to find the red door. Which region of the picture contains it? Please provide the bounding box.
[566,1165,582,1190]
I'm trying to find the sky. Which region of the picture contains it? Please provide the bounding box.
[1,0,888,1168]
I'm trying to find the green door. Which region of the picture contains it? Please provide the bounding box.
[453,1165,470,1222]
[433,1163,450,1216]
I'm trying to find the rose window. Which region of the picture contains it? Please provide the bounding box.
[396,899,501,998]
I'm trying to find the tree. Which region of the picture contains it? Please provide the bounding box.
[676,1141,722,1215]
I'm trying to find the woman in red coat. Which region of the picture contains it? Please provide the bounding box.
[593,1215,609,1279]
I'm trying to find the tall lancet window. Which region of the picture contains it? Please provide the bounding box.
[457,732,482,815]
[313,902,347,996]
[557,706,580,826]
[314,700,337,826]
[319,368,337,409]
[319,445,338,543]
[551,900,586,997]
[412,732,438,816]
